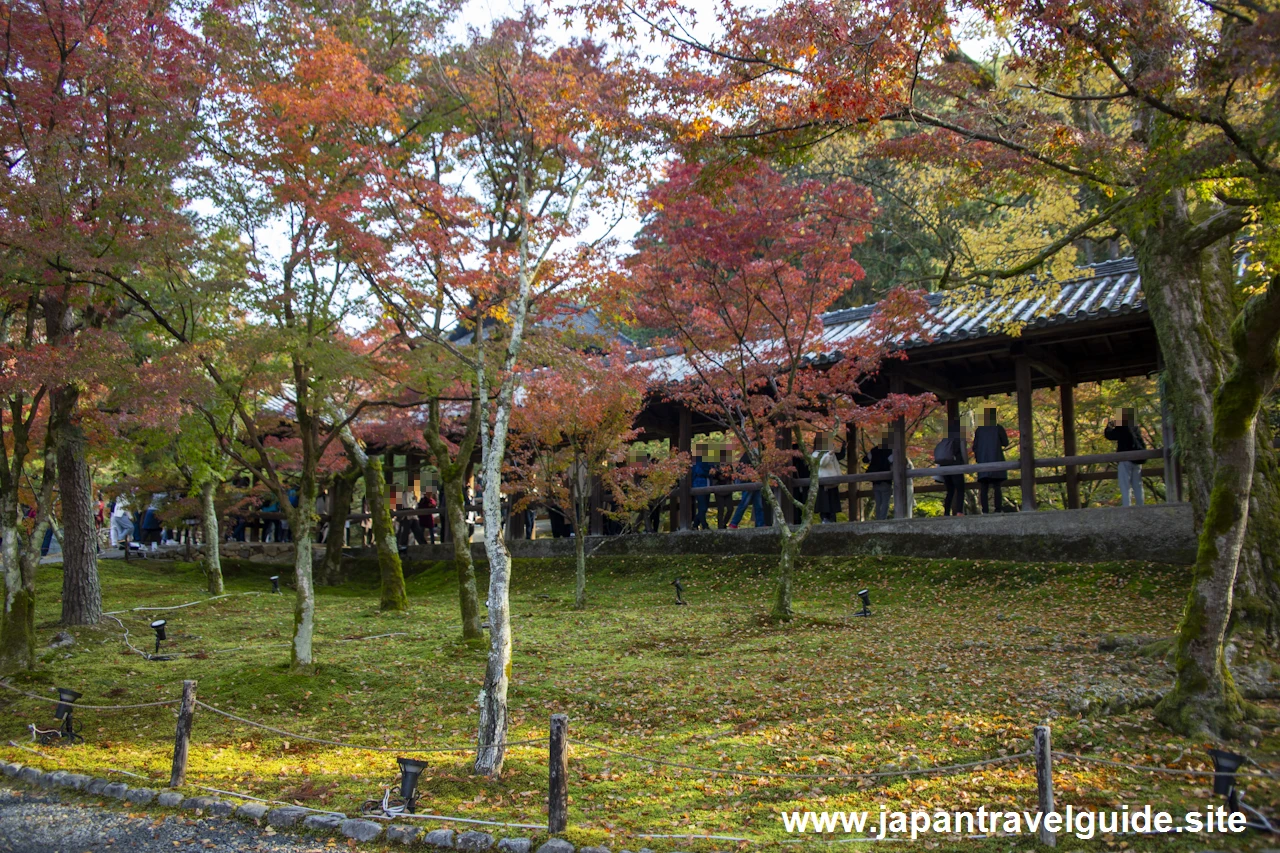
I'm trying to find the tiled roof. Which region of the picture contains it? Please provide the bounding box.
[820,257,1143,349]
[643,258,1145,381]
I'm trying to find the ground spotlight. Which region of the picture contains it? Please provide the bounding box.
[853,588,872,618]
[672,577,686,605]
[270,575,280,594]
[1209,748,1245,797]
[151,619,168,655]
[1208,748,1275,833]
[52,687,82,743]
[397,757,427,813]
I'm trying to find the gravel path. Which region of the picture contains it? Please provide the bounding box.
[0,786,330,853]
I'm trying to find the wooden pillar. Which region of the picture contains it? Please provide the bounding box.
[846,423,860,521]
[1034,725,1056,847]
[1061,383,1080,509]
[890,375,908,519]
[548,714,569,834]
[170,680,197,788]
[677,408,692,531]
[1161,381,1182,502]
[1016,356,1037,511]
[506,495,525,541]
[589,474,604,536]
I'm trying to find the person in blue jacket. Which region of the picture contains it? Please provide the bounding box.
[690,443,717,530]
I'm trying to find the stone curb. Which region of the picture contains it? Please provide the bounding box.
[0,760,557,853]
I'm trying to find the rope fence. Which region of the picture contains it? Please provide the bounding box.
[195,699,547,755]
[5,680,1277,844]
[568,737,1032,781]
[0,681,180,710]
[1052,750,1279,780]
[103,592,265,616]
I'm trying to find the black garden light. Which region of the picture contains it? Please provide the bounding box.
[54,687,81,739]
[362,757,429,817]
[397,757,427,813]
[854,588,872,618]
[1209,748,1245,797]
[33,687,83,745]
[270,575,281,594]
[1208,748,1276,833]
[672,577,686,606]
[151,619,168,655]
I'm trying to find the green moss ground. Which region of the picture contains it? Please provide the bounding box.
[1,553,1276,851]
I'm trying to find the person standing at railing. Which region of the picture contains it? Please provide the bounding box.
[972,408,1010,514]
[1105,407,1147,506]
[811,433,845,523]
[690,443,716,530]
[933,426,969,516]
[727,448,764,529]
[863,433,894,520]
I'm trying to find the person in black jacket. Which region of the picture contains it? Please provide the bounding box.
[971,408,1010,514]
[862,432,894,520]
[1105,407,1146,506]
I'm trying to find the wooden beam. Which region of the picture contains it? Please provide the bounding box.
[677,406,692,530]
[1016,356,1037,511]
[1060,383,1080,510]
[1024,344,1073,386]
[896,365,961,399]
[846,422,861,521]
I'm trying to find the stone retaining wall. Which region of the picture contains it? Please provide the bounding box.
[221,503,1197,567]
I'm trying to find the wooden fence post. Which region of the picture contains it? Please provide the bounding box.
[548,714,569,834]
[1034,725,1056,847]
[170,680,197,788]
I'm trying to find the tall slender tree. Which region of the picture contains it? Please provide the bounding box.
[0,0,203,625]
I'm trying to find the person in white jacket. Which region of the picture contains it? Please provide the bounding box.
[810,433,845,523]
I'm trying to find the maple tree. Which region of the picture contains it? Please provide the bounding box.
[129,2,418,671]
[630,159,932,620]
[0,0,203,627]
[509,351,683,610]
[349,11,647,774]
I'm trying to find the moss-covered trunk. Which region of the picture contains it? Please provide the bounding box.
[443,472,482,641]
[199,480,224,596]
[0,514,38,673]
[1154,276,1280,736]
[321,466,358,587]
[1137,200,1280,665]
[424,395,483,643]
[364,458,408,612]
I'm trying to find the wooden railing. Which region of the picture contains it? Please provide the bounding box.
[688,449,1163,495]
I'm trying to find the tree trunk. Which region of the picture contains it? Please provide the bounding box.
[444,472,483,642]
[1231,425,1280,650]
[762,465,822,622]
[474,459,512,777]
[52,387,101,627]
[321,466,358,587]
[0,515,36,673]
[1155,278,1280,737]
[364,458,408,612]
[200,480,223,596]
[574,509,587,611]
[290,511,316,671]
